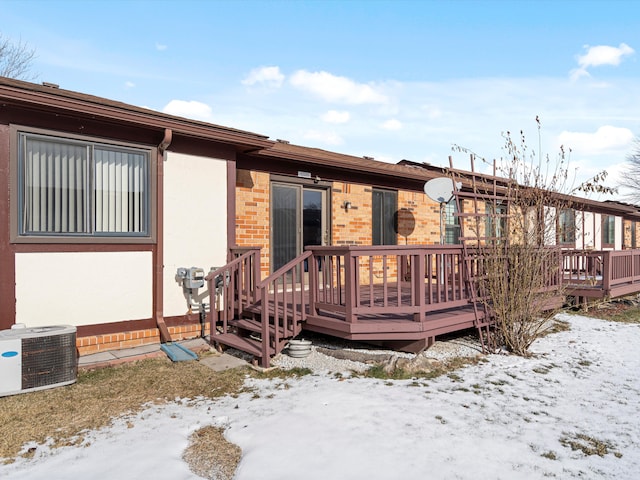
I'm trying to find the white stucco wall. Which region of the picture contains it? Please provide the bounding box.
[163,151,228,317]
[15,252,152,327]
[544,206,556,246]
[577,211,595,249]
[594,213,602,250]
[615,216,623,250]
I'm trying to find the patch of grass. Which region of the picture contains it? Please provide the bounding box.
[594,306,640,323]
[488,379,509,386]
[559,432,621,458]
[533,365,553,375]
[183,425,241,480]
[574,299,640,324]
[252,366,312,379]
[540,451,557,460]
[538,318,571,338]
[0,357,309,465]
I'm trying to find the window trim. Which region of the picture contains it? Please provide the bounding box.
[558,208,576,246]
[444,198,461,245]
[372,188,398,246]
[10,125,157,244]
[601,214,615,248]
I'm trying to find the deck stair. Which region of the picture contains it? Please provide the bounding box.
[205,249,311,367]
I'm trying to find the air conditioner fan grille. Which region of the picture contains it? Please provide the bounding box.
[22,333,77,389]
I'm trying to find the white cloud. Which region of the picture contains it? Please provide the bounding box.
[155,43,168,51]
[557,125,634,155]
[381,118,402,131]
[124,81,135,88]
[421,105,442,120]
[302,130,344,146]
[321,110,350,124]
[162,99,213,121]
[571,43,635,80]
[290,70,388,104]
[242,66,285,88]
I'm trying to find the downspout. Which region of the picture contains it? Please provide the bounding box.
[155,128,172,343]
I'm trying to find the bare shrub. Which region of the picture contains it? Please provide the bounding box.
[451,120,613,355]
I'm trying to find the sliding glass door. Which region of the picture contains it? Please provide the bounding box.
[271,182,328,271]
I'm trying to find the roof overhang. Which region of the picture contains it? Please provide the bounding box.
[0,76,273,151]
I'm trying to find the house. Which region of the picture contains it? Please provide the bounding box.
[1,76,639,361]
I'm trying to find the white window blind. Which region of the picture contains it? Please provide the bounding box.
[20,133,150,237]
[23,137,89,234]
[94,148,147,234]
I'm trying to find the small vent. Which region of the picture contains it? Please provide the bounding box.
[22,331,77,389]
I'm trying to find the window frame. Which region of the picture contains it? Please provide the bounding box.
[444,198,461,245]
[372,188,398,246]
[601,214,615,248]
[558,208,576,246]
[485,201,507,243]
[10,125,157,244]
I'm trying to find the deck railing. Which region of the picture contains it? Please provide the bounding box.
[562,248,640,295]
[307,244,566,324]
[257,250,312,361]
[307,245,473,323]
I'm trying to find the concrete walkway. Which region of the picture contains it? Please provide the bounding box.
[78,337,250,372]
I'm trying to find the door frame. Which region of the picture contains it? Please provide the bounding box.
[270,175,331,273]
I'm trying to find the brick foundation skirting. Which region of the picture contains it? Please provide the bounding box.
[76,323,210,356]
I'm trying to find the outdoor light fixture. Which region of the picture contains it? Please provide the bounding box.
[343,201,352,210]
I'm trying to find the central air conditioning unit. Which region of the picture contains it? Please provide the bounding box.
[0,325,78,397]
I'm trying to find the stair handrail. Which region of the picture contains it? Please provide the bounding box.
[205,247,261,339]
[256,250,313,366]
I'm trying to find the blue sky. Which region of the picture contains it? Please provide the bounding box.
[2,0,639,198]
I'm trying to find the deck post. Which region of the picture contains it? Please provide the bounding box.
[260,284,270,367]
[345,248,355,323]
[602,250,612,297]
[308,248,318,316]
[414,252,426,322]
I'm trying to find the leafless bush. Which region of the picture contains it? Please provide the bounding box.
[453,121,613,355]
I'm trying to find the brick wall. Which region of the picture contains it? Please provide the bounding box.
[332,182,374,245]
[236,170,271,276]
[623,219,640,248]
[398,190,441,245]
[76,323,209,356]
[235,171,446,277]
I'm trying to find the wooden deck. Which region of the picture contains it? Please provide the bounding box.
[206,246,640,366]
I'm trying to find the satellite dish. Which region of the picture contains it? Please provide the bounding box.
[424,177,459,204]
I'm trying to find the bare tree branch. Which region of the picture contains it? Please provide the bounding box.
[0,33,36,80]
[619,139,640,205]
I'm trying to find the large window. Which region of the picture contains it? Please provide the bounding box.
[602,215,615,247]
[18,132,150,237]
[372,188,397,245]
[558,208,576,245]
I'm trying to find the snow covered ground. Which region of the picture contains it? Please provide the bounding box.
[2,313,639,480]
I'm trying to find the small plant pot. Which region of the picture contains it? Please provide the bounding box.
[287,339,312,358]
